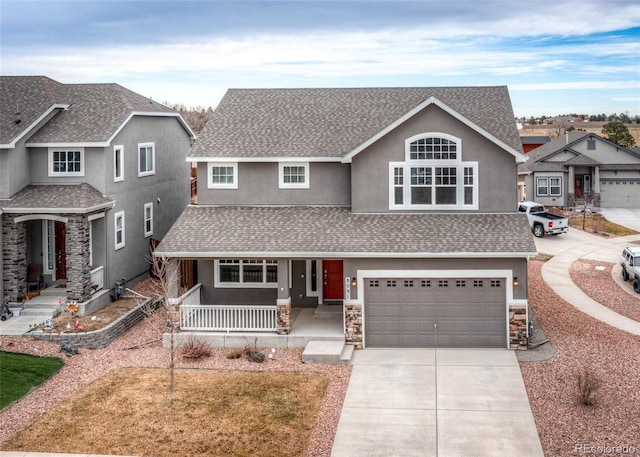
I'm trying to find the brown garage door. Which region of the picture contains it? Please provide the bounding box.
[365,277,506,348]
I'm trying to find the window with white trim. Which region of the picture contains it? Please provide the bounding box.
[143,202,153,237]
[279,162,309,189]
[208,162,238,189]
[114,211,125,250]
[48,148,84,177]
[536,177,562,197]
[138,142,155,177]
[216,259,278,287]
[114,145,124,182]
[390,133,477,209]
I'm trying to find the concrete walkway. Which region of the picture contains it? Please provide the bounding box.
[535,228,640,336]
[331,349,544,457]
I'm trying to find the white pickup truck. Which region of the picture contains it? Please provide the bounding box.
[518,201,569,238]
[621,246,640,294]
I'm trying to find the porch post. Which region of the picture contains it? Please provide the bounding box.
[567,166,575,207]
[593,166,601,207]
[66,214,92,303]
[166,258,180,301]
[2,214,27,302]
[276,259,291,334]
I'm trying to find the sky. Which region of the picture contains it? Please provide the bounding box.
[1,0,639,117]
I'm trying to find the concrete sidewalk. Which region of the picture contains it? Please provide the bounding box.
[331,349,544,457]
[535,228,640,336]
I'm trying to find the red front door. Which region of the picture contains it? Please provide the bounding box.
[55,221,67,280]
[322,260,343,300]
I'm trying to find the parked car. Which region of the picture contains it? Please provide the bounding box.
[518,201,569,238]
[621,246,640,293]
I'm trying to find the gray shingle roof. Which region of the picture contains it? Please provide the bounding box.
[519,131,640,173]
[190,86,522,159]
[1,76,177,145]
[155,206,536,257]
[1,183,113,213]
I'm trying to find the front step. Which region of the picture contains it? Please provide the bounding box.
[20,303,58,318]
[302,340,355,364]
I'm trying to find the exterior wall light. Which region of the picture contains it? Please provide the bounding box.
[351,278,357,287]
[513,277,519,287]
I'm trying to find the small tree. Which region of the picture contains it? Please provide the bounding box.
[602,120,636,147]
[139,254,182,407]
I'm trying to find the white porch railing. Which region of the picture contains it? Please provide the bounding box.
[90,266,104,293]
[180,305,278,332]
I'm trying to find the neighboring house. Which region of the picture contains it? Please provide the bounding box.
[518,131,640,208]
[520,135,551,154]
[1,76,195,311]
[156,86,537,349]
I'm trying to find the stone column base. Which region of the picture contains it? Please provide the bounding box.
[345,302,363,349]
[276,298,291,335]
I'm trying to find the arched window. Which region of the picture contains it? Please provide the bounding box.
[389,133,477,210]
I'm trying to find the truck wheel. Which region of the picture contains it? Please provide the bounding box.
[533,224,545,238]
[622,269,629,281]
[634,278,640,294]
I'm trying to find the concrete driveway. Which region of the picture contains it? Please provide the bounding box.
[600,208,640,232]
[331,349,543,457]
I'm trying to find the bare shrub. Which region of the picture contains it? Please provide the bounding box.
[180,336,212,359]
[226,348,245,359]
[577,369,600,406]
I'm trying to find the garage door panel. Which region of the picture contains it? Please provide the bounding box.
[365,276,506,348]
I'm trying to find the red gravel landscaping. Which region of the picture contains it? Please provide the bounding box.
[570,259,640,323]
[521,261,640,457]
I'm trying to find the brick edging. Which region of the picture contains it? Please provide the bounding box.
[29,297,162,349]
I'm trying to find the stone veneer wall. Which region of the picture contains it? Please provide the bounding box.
[345,303,363,349]
[276,301,291,334]
[509,305,528,350]
[2,215,27,302]
[66,214,92,302]
[30,297,160,349]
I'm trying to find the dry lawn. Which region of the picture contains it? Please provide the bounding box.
[3,368,329,457]
[567,213,638,237]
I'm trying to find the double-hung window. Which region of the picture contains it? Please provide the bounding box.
[208,162,238,189]
[138,142,155,177]
[216,259,278,287]
[49,148,84,177]
[279,162,309,189]
[114,211,125,250]
[143,203,153,237]
[114,145,124,182]
[536,177,562,197]
[390,133,477,209]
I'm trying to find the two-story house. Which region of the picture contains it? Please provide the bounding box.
[518,131,640,208]
[1,76,195,313]
[155,87,537,349]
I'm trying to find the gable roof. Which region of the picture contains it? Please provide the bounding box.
[189,86,523,161]
[155,205,536,258]
[519,131,640,174]
[1,76,195,148]
[521,136,551,145]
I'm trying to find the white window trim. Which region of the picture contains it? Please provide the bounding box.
[214,259,278,288]
[143,202,153,237]
[137,142,155,177]
[279,162,309,189]
[208,162,238,189]
[536,176,561,197]
[48,147,85,177]
[549,177,562,196]
[114,145,124,182]
[389,133,477,210]
[114,211,125,250]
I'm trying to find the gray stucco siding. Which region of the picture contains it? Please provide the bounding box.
[351,104,518,213]
[196,259,277,305]
[197,161,351,206]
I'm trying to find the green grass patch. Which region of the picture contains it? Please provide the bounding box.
[0,352,64,409]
